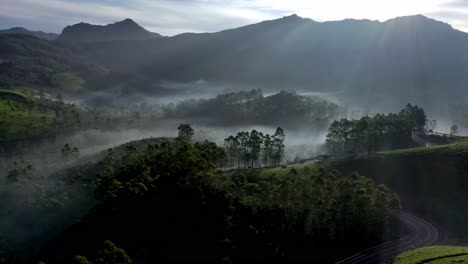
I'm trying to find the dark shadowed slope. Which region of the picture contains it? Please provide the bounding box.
[0,27,58,40]
[337,211,438,264]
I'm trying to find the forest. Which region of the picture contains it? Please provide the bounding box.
[31,126,400,263]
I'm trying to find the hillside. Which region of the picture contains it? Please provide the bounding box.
[0,34,106,92]
[57,19,163,42]
[393,246,468,264]
[0,27,58,40]
[0,88,81,146]
[163,90,340,128]
[321,141,468,243]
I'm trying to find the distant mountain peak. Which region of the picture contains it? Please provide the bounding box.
[121,18,136,23]
[8,27,28,32]
[58,19,162,42]
[384,14,453,30]
[280,14,311,22]
[0,27,58,40]
[114,18,139,27]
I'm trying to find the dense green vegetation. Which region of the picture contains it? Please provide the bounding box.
[36,133,399,263]
[0,34,103,93]
[322,140,468,243]
[326,104,427,154]
[224,127,285,169]
[393,246,468,264]
[0,89,80,145]
[73,240,132,264]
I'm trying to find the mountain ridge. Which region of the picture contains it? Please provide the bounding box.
[57,18,163,42]
[2,14,468,114]
[0,27,59,40]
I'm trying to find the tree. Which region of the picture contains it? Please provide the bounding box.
[426,120,437,133]
[177,124,194,142]
[249,130,263,168]
[56,93,63,103]
[6,160,44,206]
[95,240,132,264]
[39,88,45,101]
[61,144,80,162]
[74,256,92,264]
[272,127,286,166]
[73,240,131,264]
[451,124,459,136]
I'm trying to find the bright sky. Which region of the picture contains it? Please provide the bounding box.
[1,0,468,35]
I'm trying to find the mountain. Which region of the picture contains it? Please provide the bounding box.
[0,27,58,40]
[3,14,468,113]
[57,18,163,42]
[74,14,468,110]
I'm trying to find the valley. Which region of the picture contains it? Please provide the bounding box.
[1,9,468,264]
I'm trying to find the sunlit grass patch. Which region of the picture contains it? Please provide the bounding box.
[392,246,468,264]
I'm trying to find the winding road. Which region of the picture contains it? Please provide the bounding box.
[336,211,439,264]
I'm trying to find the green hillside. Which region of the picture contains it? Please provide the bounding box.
[393,246,468,264]
[321,141,468,243]
[0,89,80,144]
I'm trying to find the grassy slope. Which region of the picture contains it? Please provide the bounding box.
[0,90,56,142]
[319,142,468,243]
[393,246,468,264]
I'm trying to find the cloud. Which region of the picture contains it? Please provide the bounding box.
[1,0,468,35]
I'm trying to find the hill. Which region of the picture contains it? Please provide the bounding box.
[0,34,106,92]
[57,19,163,42]
[0,27,58,40]
[321,141,468,243]
[163,89,340,128]
[0,88,81,147]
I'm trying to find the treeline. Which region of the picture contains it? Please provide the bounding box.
[326,104,427,154]
[162,89,340,128]
[38,134,400,263]
[224,127,285,169]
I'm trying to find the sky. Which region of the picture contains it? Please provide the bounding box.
[1,0,468,36]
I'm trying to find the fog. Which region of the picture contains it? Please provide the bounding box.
[0,80,465,262]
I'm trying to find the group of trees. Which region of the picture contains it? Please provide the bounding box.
[326,104,428,154]
[224,127,285,169]
[231,168,400,247]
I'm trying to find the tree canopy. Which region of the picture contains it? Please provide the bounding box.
[326,104,427,154]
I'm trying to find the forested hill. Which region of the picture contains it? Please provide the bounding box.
[163,90,340,128]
